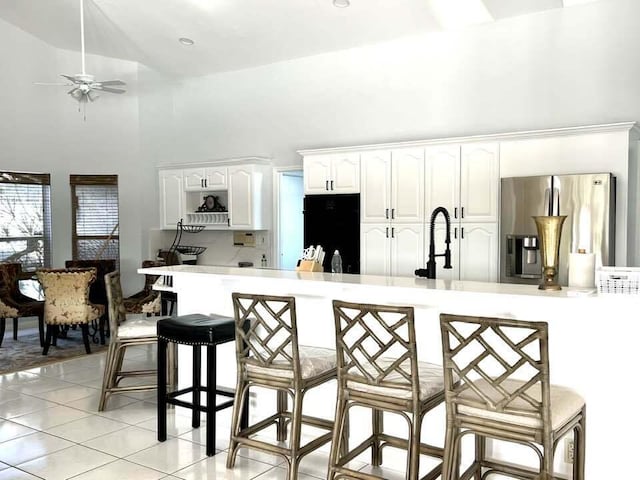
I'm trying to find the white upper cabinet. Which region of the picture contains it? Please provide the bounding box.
[361,151,391,223]
[228,164,271,230]
[460,143,499,223]
[158,161,271,230]
[159,169,184,229]
[425,145,459,221]
[183,166,228,191]
[425,142,499,223]
[361,148,424,223]
[303,153,360,194]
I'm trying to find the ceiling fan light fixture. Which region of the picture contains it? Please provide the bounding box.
[333,0,350,8]
[179,37,195,46]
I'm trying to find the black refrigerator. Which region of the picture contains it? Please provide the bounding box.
[303,194,360,274]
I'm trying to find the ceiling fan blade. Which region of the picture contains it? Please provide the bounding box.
[94,86,126,94]
[34,82,73,86]
[61,74,77,83]
[95,80,126,86]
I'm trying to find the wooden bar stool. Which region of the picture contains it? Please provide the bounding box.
[439,314,586,480]
[157,313,240,456]
[226,293,337,480]
[329,300,447,480]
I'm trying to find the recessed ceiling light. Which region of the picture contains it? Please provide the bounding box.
[178,37,195,46]
[333,0,350,7]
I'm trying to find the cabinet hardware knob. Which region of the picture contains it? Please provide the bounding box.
[461,227,464,239]
[326,180,329,191]
[330,180,334,191]
[385,208,389,219]
[454,207,457,219]
[391,227,395,238]
[454,227,457,239]
[461,207,464,218]
[391,208,395,220]
[386,227,389,238]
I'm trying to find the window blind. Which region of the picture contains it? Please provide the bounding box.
[0,172,52,271]
[70,175,119,263]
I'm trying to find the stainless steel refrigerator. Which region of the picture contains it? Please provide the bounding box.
[500,173,615,286]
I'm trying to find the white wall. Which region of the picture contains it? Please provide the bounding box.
[158,0,640,169]
[0,18,149,293]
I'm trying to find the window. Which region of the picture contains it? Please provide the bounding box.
[70,175,119,263]
[0,172,52,270]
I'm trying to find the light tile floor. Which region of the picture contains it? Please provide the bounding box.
[0,344,414,480]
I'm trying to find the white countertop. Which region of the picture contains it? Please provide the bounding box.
[140,264,604,300]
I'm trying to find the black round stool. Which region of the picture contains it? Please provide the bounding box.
[157,313,246,456]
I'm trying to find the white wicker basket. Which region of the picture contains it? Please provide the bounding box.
[596,267,640,295]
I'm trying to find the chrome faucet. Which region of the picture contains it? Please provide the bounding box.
[415,207,452,279]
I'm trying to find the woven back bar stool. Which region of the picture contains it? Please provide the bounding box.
[157,313,240,456]
[98,271,171,411]
[329,300,446,480]
[439,314,586,480]
[226,293,337,480]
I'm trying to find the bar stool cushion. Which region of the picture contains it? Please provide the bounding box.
[457,378,585,430]
[117,314,163,339]
[347,359,449,400]
[157,313,235,345]
[246,345,336,380]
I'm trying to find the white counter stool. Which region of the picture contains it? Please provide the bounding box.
[98,271,171,411]
[329,300,446,480]
[439,314,586,480]
[226,293,337,480]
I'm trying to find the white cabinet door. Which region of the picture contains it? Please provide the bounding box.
[303,155,332,194]
[390,224,424,277]
[460,143,499,223]
[458,223,498,282]
[159,169,184,229]
[304,153,360,194]
[361,151,391,223]
[183,168,206,191]
[391,148,424,223]
[361,224,391,276]
[204,167,227,189]
[331,153,360,193]
[228,166,253,228]
[425,145,459,221]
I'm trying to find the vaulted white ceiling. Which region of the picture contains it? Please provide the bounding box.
[0,0,605,77]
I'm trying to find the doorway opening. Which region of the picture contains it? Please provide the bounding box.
[275,168,304,270]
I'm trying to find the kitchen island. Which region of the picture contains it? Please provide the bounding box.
[141,264,638,478]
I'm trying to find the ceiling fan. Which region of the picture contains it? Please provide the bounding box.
[36,0,126,118]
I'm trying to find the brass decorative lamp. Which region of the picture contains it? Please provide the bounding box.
[533,215,567,290]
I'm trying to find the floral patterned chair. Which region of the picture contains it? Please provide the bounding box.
[0,262,44,347]
[36,268,105,355]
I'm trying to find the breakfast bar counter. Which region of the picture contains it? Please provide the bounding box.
[140,265,639,478]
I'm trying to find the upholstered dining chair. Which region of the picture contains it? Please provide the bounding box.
[439,313,586,480]
[329,300,446,480]
[0,262,44,347]
[65,259,116,344]
[98,271,172,411]
[227,293,337,480]
[36,268,104,355]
